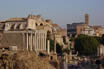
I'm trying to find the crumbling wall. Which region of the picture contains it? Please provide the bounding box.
[0,33,24,50]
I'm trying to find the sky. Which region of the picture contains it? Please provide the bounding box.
[0,0,104,28]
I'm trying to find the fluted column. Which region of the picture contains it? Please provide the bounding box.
[39,33,40,50]
[26,33,29,51]
[41,33,43,50]
[54,33,56,54]
[33,33,35,51]
[47,40,50,54]
[30,33,33,51]
[36,33,39,50]
[44,34,46,50]
[35,33,37,51]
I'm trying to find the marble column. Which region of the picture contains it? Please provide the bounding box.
[45,34,46,50]
[26,33,29,51]
[33,33,35,51]
[42,33,43,50]
[54,33,56,54]
[30,33,33,51]
[35,32,37,51]
[36,33,39,50]
[39,33,40,50]
[47,40,50,54]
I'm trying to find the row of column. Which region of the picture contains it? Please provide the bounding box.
[26,32,47,51]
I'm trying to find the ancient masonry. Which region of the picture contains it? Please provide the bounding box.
[0,15,50,53]
[0,30,47,52]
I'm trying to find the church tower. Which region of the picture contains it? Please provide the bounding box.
[85,14,89,25]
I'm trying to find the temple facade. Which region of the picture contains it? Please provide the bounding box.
[0,30,47,52]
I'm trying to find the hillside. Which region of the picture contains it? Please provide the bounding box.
[0,51,56,69]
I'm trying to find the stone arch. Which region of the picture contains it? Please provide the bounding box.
[40,23,43,26]
[35,23,38,26]
[2,24,5,29]
[16,24,21,30]
[11,24,15,30]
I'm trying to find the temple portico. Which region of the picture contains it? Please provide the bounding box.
[26,30,47,51]
[3,30,47,52]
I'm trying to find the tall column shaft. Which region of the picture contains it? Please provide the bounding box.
[54,34,56,54]
[47,40,50,54]
[27,33,29,51]
[30,33,33,51]
[44,34,46,50]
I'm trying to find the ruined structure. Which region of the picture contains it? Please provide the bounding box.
[0,15,48,52]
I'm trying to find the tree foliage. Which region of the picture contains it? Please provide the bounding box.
[50,40,54,52]
[63,48,70,54]
[50,40,63,55]
[102,34,104,45]
[75,35,100,56]
[56,43,63,55]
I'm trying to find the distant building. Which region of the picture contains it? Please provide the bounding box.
[81,26,96,36]
[67,22,85,37]
[67,14,99,37]
[85,14,89,25]
[93,26,104,37]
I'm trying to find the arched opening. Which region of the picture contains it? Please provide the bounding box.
[2,24,5,29]
[11,24,15,30]
[16,24,21,30]
[40,23,43,26]
[35,23,38,26]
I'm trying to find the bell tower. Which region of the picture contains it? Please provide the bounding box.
[85,14,89,25]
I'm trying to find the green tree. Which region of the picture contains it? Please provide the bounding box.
[102,34,104,45]
[56,43,63,55]
[63,48,70,54]
[50,40,54,52]
[50,40,63,55]
[75,34,100,56]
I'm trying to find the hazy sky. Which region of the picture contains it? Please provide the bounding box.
[0,0,104,28]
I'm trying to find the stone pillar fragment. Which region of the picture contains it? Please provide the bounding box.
[26,33,29,51]
[47,40,50,54]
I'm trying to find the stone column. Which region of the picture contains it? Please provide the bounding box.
[47,40,50,54]
[30,33,33,51]
[54,33,56,54]
[39,33,40,50]
[40,33,42,50]
[42,33,45,50]
[35,33,37,51]
[33,33,35,51]
[42,33,43,50]
[26,33,29,51]
[37,33,39,50]
[44,34,46,50]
